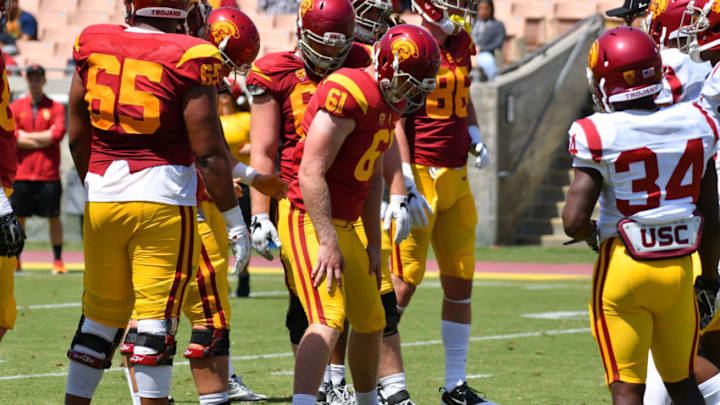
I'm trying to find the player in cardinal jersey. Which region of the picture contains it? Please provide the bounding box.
[0,0,23,346]
[64,0,251,403]
[285,24,440,405]
[645,0,712,106]
[563,27,720,405]
[389,1,495,404]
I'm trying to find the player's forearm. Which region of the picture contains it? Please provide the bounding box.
[197,152,238,212]
[249,153,276,215]
[383,140,406,195]
[16,136,41,149]
[300,171,337,247]
[394,118,412,163]
[68,72,92,181]
[467,95,479,128]
[361,168,383,249]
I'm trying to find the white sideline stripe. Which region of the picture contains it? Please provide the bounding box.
[271,370,294,376]
[0,328,589,381]
[17,302,81,310]
[522,311,587,320]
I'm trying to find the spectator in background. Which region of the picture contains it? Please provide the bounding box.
[209,0,239,9]
[258,0,299,14]
[5,0,37,40]
[471,0,505,81]
[9,65,66,274]
[218,77,253,297]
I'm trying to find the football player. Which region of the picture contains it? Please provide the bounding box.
[65,0,251,403]
[247,0,411,402]
[645,0,712,106]
[563,26,720,405]
[389,1,495,404]
[0,0,23,346]
[285,24,441,405]
[350,1,422,404]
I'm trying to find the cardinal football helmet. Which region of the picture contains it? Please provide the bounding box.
[587,26,663,112]
[411,0,477,36]
[352,0,393,44]
[645,0,692,49]
[124,0,189,25]
[183,0,211,37]
[374,24,441,112]
[205,7,260,76]
[679,0,720,62]
[297,0,356,77]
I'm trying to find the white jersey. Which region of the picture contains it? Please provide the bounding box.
[568,102,719,241]
[656,48,711,106]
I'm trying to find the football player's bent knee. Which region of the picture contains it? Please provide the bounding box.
[120,327,137,356]
[286,294,308,345]
[183,328,230,358]
[67,316,123,369]
[129,319,178,366]
[381,292,399,337]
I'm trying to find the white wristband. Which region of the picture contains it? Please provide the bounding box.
[222,205,246,229]
[0,187,12,216]
[401,162,414,179]
[469,125,482,145]
[232,162,260,185]
[254,212,270,221]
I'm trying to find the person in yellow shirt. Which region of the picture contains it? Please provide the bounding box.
[220,77,254,297]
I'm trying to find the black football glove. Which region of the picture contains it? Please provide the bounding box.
[387,14,406,27]
[695,277,720,330]
[0,212,25,257]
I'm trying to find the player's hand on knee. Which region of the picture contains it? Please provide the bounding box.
[250,213,281,260]
[382,194,411,244]
[366,245,381,289]
[252,173,289,200]
[229,224,251,274]
[313,242,345,293]
[402,162,432,228]
[695,277,720,330]
[0,212,25,258]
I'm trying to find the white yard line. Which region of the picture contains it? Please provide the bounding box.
[522,311,588,320]
[271,370,294,376]
[0,328,589,381]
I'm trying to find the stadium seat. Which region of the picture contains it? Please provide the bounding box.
[552,2,596,37]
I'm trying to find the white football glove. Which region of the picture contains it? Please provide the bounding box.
[468,125,490,170]
[402,163,432,228]
[382,194,411,244]
[251,213,282,260]
[223,206,251,274]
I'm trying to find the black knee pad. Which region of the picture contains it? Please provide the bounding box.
[66,316,124,369]
[286,294,308,345]
[184,328,230,358]
[381,292,399,337]
[130,332,177,366]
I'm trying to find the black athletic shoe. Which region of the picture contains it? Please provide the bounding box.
[236,272,250,297]
[440,382,498,405]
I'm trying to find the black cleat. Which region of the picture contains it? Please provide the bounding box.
[440,382,498,405]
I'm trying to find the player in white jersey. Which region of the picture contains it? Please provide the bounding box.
[563,26,720,405]
[645,0,712,106]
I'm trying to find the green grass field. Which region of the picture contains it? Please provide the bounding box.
[1,260,608,404]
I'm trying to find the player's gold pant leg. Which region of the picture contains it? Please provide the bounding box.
[590,237,698,386]
[131,203,198,322]
[182,200,231,329]
[0,254,17,329]
[277,198,298,295]
[286,205,385,334]
[354,219,394,295]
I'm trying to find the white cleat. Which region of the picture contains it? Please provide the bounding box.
[228,374,267,402]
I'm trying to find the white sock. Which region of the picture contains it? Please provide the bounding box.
[319,365,331,393]
[643,351,670,405]
[701,373,720,404]
[228,352,236,378]
[355,389,379,405]
[442,320,470,392]
[330,364,345,386]
[199,391,229,405]
[292,394,316,405]
[379,372,406,398]
[124,367,141,405]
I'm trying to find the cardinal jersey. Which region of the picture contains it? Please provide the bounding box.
[404,30,475,168]
[0,51,15,188]
[346,42,373,68]
[569,102,720,241]
[287,68,398,222]
[656,48,711,106]
[246,45,371,183]
[73,24,223,206]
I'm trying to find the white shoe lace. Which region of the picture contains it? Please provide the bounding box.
[327,382,355,405]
